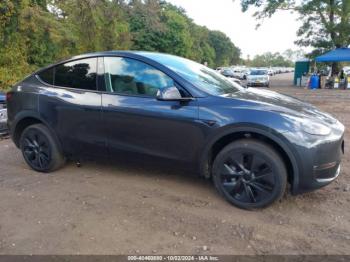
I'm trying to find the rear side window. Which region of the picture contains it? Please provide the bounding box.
[54,58,97,90]
[38,67,54,85]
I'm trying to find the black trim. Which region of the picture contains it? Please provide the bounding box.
[96,56,193,99]
[37,57,99,92]
[32,52,208,98]
[97,57,106,92]
[35,75,102,95]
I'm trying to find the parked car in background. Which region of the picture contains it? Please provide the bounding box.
[221,68,235,78]
[343,66,350,76]
[247,69,270,87]
[0,92,8,135]
[240,69,250,80]
[7,51,345,209]
[267,68,275,76]
[216,67,224,73]
[232,68,250,80]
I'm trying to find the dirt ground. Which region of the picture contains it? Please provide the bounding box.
[0,73,349,255]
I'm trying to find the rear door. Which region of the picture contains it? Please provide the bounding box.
[101,56,202,163]
[38,57,106,156]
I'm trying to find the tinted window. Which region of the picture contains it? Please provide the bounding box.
[140,52,241,96]
[104,57,174,97]
[54,58,97,90]
[250,70,268,75]
[38,67,54,85]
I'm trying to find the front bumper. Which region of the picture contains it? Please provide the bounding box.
[286,124,345,195]
[247,81,269,86]
[315,164,341,184]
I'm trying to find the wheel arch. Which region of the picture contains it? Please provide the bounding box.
[11,112,62,152]
[199,124,300,192]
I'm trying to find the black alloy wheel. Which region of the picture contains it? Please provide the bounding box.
[20,124,65,172]
[212,139,287,209]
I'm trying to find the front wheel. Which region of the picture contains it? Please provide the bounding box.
[20,124,66,172]
[212,139,287,209]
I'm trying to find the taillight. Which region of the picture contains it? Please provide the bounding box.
[6,92,13,102]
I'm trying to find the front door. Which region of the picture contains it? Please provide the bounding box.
[101,56,202,163]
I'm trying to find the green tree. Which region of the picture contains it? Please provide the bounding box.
[126,0,166,51]
[248,52,293,67]
[283,49,305,62]
[239,0,350,56]
[188,25,216,67]
[157,3,193,57]
[0,0,73,89]
[208,30,241,66]
[0,0,241,90]
[53,0,132,53]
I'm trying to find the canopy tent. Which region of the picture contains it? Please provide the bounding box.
[315,47,350,62]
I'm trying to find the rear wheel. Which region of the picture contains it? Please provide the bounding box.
[20,124,65,172]
[212,139,287,209]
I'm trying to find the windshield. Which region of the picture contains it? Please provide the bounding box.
[250,70,268,76]
[140,52,242,95]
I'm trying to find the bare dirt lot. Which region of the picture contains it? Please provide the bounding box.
[0,73,349,255]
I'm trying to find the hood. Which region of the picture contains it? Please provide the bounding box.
[222,88,337,125]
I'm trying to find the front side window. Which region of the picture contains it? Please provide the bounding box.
[54,58,97,90]
[140,52,242,96]
[104,57,174,97]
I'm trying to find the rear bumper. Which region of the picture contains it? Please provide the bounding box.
[0,124,8,134]
[0,109,8,135]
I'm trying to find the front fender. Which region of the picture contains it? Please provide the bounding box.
[198,123,301,195]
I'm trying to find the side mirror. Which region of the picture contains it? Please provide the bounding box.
[156,86,194,102]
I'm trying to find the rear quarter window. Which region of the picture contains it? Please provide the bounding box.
[38,67,54,85]
[54,58,97,91]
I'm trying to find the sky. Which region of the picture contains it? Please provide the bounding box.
[167,0,303,58]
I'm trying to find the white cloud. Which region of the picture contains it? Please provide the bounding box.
[167,0,303,58]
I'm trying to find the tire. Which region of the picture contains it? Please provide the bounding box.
[20,124,66,172]
[212,139,287,209]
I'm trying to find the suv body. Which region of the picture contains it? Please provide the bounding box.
[7,51,345,209]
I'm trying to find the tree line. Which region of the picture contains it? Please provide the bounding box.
[0,0,241,91]
[245,52,295,68]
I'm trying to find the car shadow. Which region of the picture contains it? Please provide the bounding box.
[72,151,212,187]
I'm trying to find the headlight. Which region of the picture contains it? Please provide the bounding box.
[302,121,331,136]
